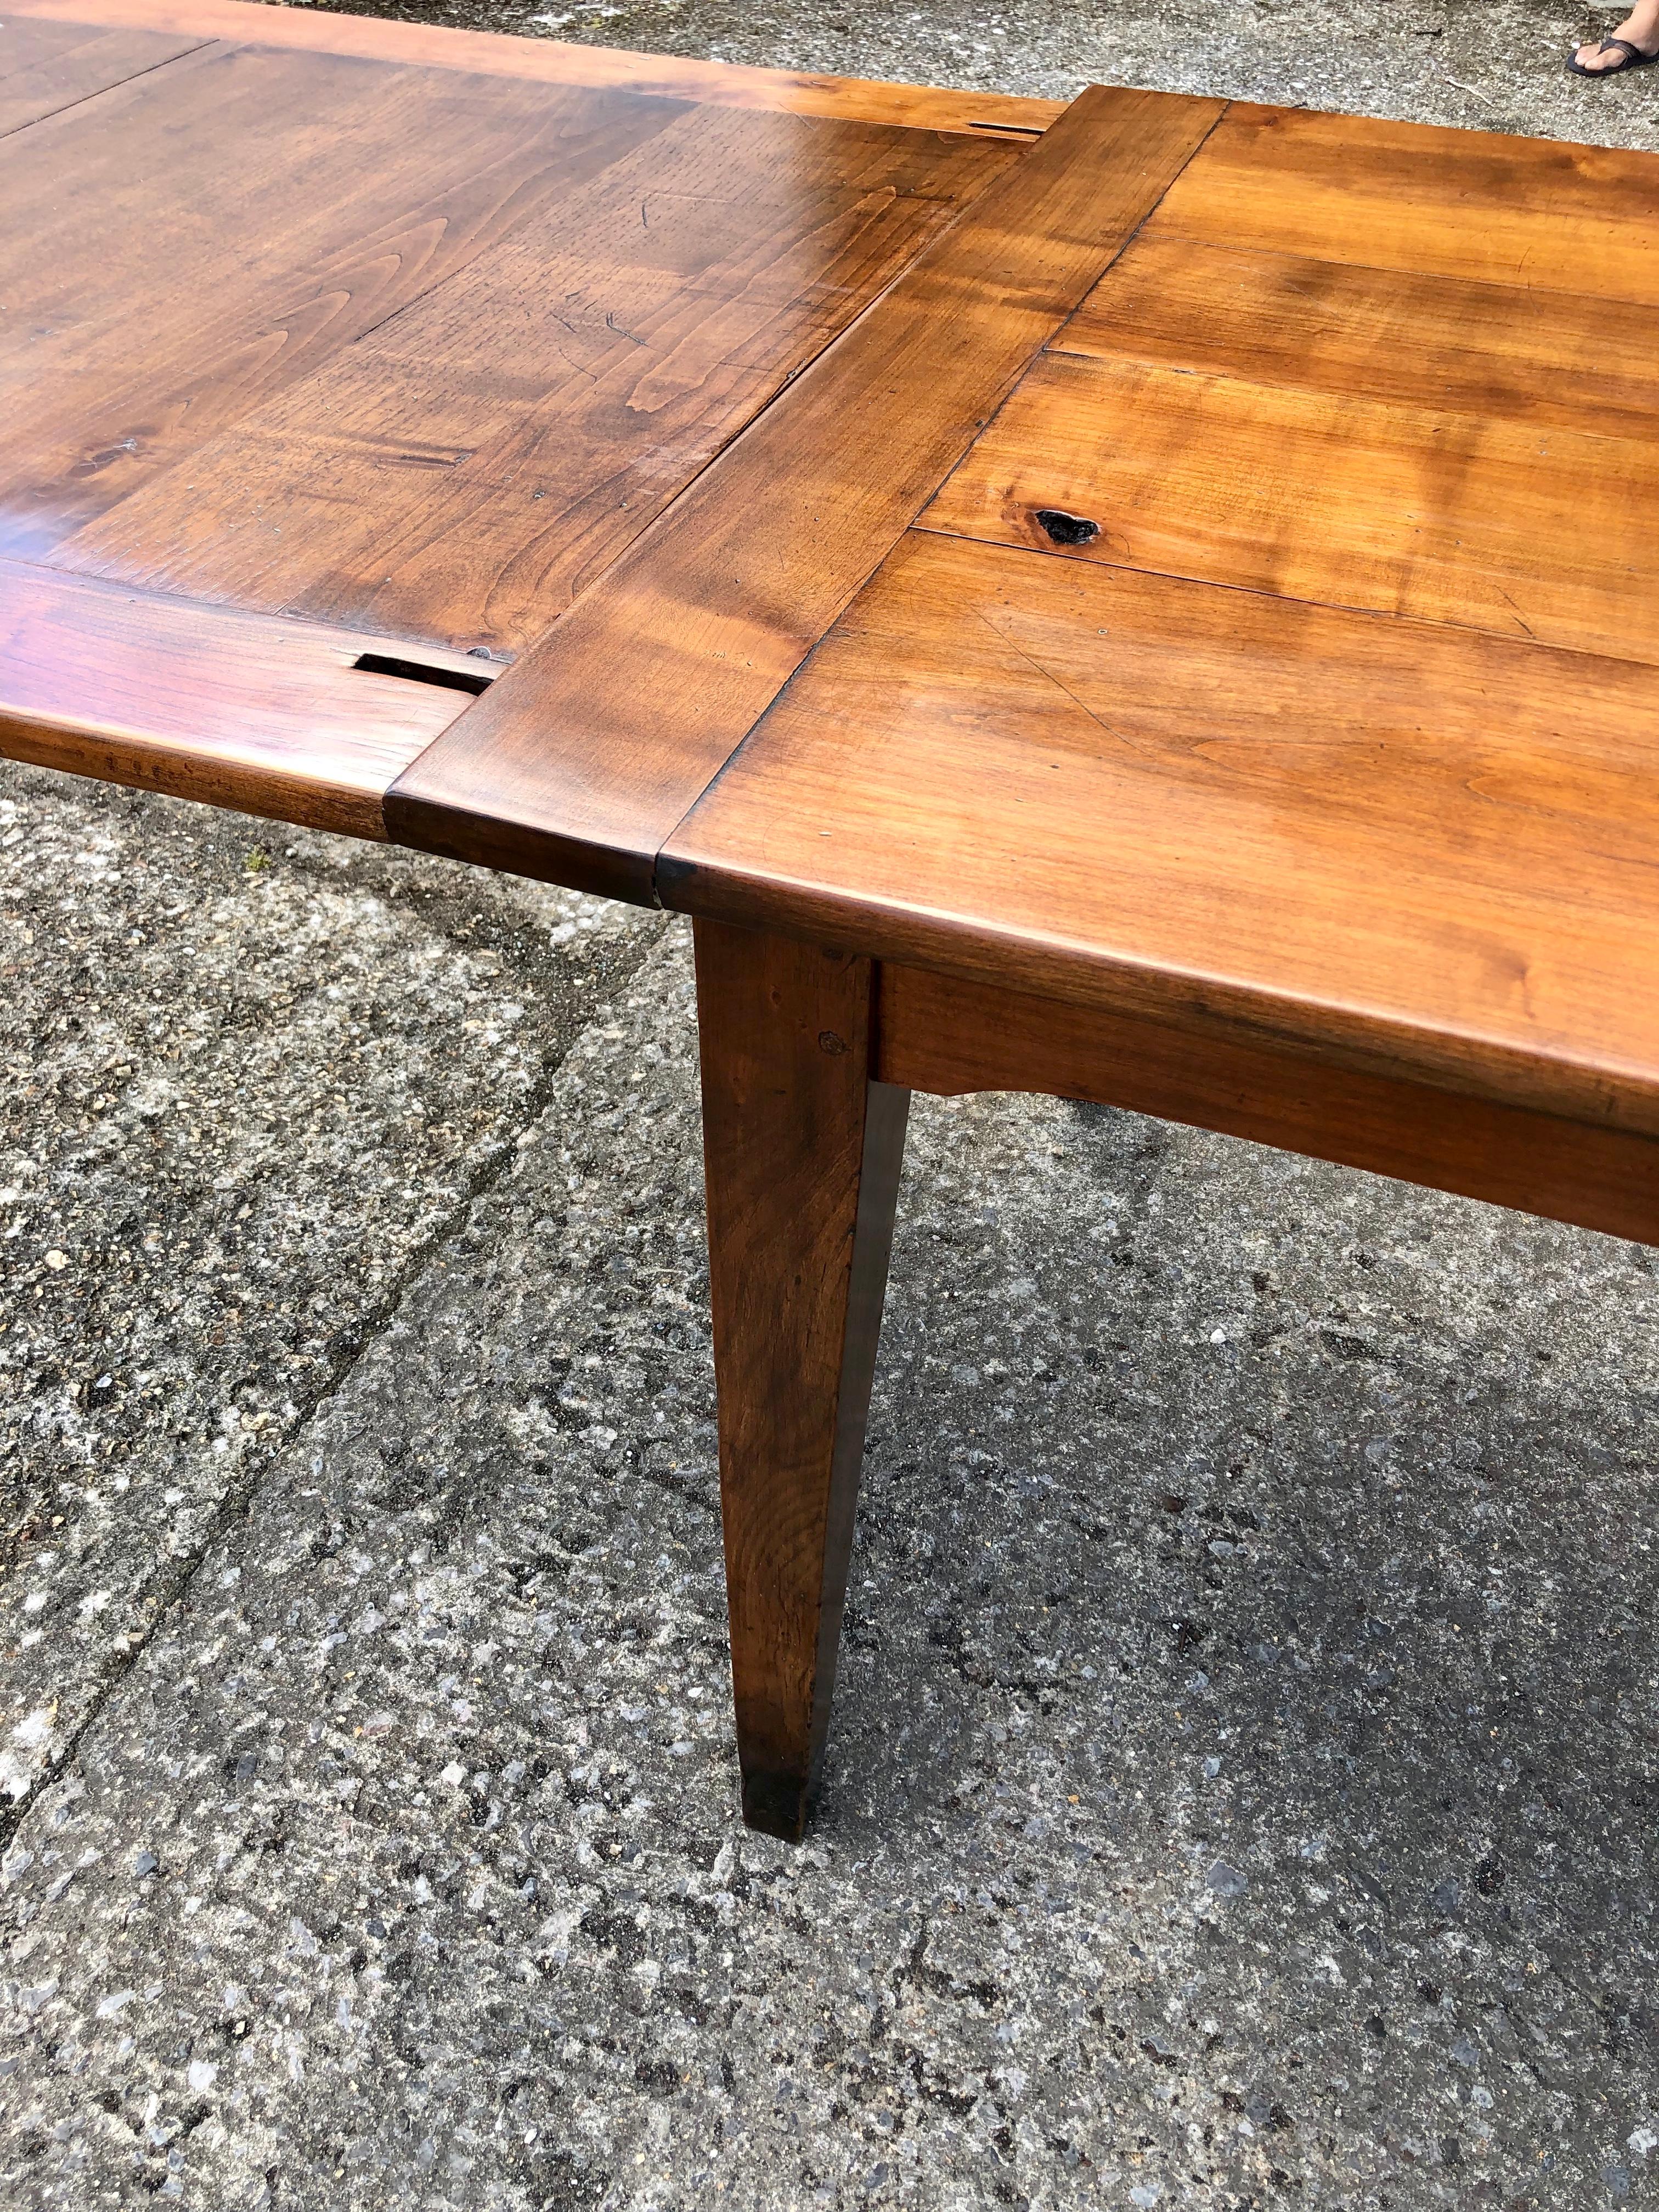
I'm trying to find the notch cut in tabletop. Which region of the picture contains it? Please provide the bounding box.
[0,560,492,839]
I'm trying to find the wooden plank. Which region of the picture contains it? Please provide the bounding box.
[0,558,487,838]
[7,0,1065,133]
[660,530,1659,1138]
[385,85,1228,903]
[1144,100,1659,304]
[1057,232,1659,441]
[57,104,1018,656]
[696,918,909,1840]
[0,13,202,134]
[0,46,684,560]
[878,962,1659,1248]
[918,348,1659,664]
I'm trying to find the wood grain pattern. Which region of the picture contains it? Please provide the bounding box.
[0,558,486,837]
[0,47,686,562]
[0,13,202,134]
[696,918,909,1841]
[12,45,1659,1838]
[8,0,1064,132]
[919,349,1659,663]
[385,85,1227,902]
[1058,232,1659,441]
[58,104,1016,654]
[878,962,1659,1248]
[661,529,1659,1137]
[1145,100,1659,303]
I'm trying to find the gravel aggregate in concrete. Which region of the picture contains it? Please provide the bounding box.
[3,933,1658,2209]
[310,0,1659,153]
[0,768,661,1808]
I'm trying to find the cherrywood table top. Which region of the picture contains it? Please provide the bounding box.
[6,0,1659,1149]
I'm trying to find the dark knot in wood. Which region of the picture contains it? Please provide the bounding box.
[1034,507,1100,547]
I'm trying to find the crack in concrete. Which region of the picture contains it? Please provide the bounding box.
[0,913,668,1854]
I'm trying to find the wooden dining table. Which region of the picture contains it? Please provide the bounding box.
[4,0,1658,1838]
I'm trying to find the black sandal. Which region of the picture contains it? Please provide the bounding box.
[1566,32,1659,72]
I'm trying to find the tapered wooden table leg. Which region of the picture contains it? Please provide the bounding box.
[693,919,910,1840]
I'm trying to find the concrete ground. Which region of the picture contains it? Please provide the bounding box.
[3,0,1658,2203]
[329,0,1659,150]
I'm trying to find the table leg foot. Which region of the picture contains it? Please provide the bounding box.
[694,919,909,1841]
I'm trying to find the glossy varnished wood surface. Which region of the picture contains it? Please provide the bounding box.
[663,98,1659,1164]
[662,530,1659,1137]
[0,11,202,133]
[385,85,1224,900]
[13,29,1659,1188]
[918,347,1659,662]
[696,919,908,1838]
[58,103,1015,653]
[6,0,1064,132]
[14,35,1659,1836]
[1060,232,1659,442]
[5,5,1031,821]
[1144,101,1659,302]
[1,52,692,562]
[0,558,484,837]
[878,962,1659,1249]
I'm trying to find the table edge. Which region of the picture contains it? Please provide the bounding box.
[4,0,1066,133]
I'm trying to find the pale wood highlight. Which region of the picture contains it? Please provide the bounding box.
[1057,232,1659,441]
[386,86,1227,902]
[919,349,1659,664]
[0,49,684,560]
[58,103,1015,655]
[0,13,202,134]
[1145,100,1659,304]
[8,0,1064,132]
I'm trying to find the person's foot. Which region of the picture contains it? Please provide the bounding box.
[1571,6,1659,69]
